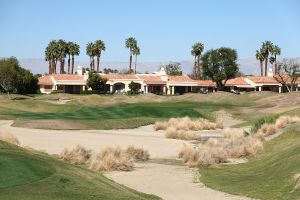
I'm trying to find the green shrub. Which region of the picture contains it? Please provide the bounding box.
[250,115,278,133]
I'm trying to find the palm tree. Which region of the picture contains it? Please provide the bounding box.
[66,42,72,74]
[132,45,140,74]
[86,42,95,71]
[125,37,137,73]
[69,42,80,74]
[45,40,59,74]
[269,45,281,74]
[261,41,274,76]
[255,49,265,76]
[191,42,204,79]
[94,40,106,72]
[57,39,68,74]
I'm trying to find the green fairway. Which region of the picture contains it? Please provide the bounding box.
[0,141,160,200]
[200,124,300,200]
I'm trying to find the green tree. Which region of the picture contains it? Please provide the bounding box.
[69,42,80,74]
[103,68,118,74]
[201,47,239,90]
[128,81,140,94]
[45,40,59,74]
[94,40,106,72]
[191,42,204,79]
[165,63,183,76]
[125,37,137,73]
[255,49,265,76]
[86,42,95,71]
[132,45,140,74]
[261,41,274,76]
[269,45,281,74]
[87,71,107,91]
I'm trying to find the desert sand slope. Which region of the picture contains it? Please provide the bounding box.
[0,119,253,200]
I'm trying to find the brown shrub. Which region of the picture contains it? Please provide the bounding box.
[165,127,198,140]
[275,116,300,129]
[215,118,224,129]
[0,133,20,146]
[223,128,244,140]
[125,146,150,161]
[59,145,91,164]
[258,123,277,136]
[89,147,134,171]
[153,121,168,131]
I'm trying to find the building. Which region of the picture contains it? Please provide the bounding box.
[38,67,216,94]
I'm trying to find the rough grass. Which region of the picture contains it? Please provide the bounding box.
[294,173,300,190]
[60,145,150,172]
[0,140,159,200]
[0,133,20,146]
[200,124,300,200]
[59,145,91,164]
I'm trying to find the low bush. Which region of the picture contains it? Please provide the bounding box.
[250,115,277,133]
[125,146,150,161]
[0,133,20,146]
[59,145,91,164]
[165,127,198,140]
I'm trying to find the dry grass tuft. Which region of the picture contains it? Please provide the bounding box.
[165,127,198,140]
[275,115,300,129]
[153,121,168,131]
[294,173,300,190]
[59,145,91,164]
[259,123,277,136]
[223,128,244,139]
[0,133,20,146]
[89,147,134,171]
[125,146,150,161]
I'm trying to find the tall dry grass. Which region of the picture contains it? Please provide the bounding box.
[125,145,150,161]
[59,145,91,164]
[294,173,300,190]
[154,116,223,131]
[89,147,134,171]
[0,133,20,146]
[165,127,198,140]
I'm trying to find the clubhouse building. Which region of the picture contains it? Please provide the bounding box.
[38,66,299,94]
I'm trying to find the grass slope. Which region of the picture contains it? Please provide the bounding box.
[0,141,160,200]
[200,124,300,200]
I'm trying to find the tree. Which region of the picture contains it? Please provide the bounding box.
[191,42,204,79]
[103,68,118,74]
[57,39,68,74]
[132,45,140,74]
[165,63,182,75]
[128,81,140,94]
[69,42,80,74]
[274,59,300,92]
[0,57,38,98]
[261,41,274,76]
[255,49,265,76]
[86,71,107,91]
[201,47,239,90]
[45,40,59,74]
[125,37,137,73]
[94,40,106,72]
[86,42,95,71]
[269,45,281,74]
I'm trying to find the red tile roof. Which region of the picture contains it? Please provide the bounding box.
[247,76,278,84]
[38,75,53,85]
[225,77,250,86]
[196,80,216,87]
[273,74,300,84]
[168,75,195,82]
[101,74,139,80]
[136,75,166,84]
[52,74,84,81]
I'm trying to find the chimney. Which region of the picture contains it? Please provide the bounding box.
[77,66,83,75]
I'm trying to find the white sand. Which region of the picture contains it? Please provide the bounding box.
[0,119,253,200]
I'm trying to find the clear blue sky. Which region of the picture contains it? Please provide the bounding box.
[0,0,299,62]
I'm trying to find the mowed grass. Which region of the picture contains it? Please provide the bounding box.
[200,124,300,200]
[0,141,160,200]
[0,99,234,129]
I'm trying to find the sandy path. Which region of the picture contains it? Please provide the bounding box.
[0,116,252,200]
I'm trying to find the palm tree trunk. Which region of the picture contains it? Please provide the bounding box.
[68,55,71,74]
[274,55,277,74]
[90,56,93,71]
[60,58,65,74]
[129,50,132,73]
[264,54,268,76]
[260,61,263,76]
[134,55,137,74]
[197,55,201,80]
[97,55,100,72]
[48,60,51,74]
[193,56,197,79]
[92,56,95,71]
[71,55,74,74]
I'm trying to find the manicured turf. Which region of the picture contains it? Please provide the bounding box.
[0,141,160,200]
[200,124,300,200]
[0,100,234,129]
